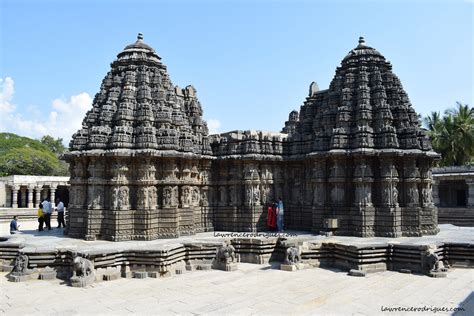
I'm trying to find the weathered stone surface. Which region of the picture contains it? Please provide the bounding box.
[66,34,439,240]
[348,269,367,277]
[280,263,297,271]
[39,266,57,280]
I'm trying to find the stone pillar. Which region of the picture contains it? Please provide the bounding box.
[432,179,440,206]
[34,186,42,208]
[50,184,58,208]
[11,185,20,208]
[41,188,48,200]
[27,185,34,208]
[467,179,474,207]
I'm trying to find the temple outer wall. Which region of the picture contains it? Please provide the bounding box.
[433,166,474,226]
[66,155,214,241]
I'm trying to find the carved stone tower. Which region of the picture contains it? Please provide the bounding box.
[66,33,213,240]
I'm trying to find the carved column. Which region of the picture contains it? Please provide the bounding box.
[311,159,327,233]
[402,159,421,236]
[50,184,58,208]
[243,164,259,232]
[419,159,438,235]
[352,158,374,237]
[466,179,474,207]
[34,186,42,208]
[432,179,440,206]
[376,159,401,237]
[11,185,20,208]
[27,185,34,208]
[328,157,346,234]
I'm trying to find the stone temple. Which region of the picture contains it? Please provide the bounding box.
[66,34,439,241]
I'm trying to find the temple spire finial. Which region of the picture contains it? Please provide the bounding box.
[137,32,144,41]
[358,36,365,45]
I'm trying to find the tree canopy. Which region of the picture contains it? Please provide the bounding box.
[424,102,474,166]
[40,135,66,154]
[0,133,69,176]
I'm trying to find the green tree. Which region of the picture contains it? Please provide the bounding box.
[424,102,474,166]
[0,133,69,176]
[40,135,66,154]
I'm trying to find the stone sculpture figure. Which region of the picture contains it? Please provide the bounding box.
[118,186,129,210]
[407,186,419,205]
[13,253,30,274]
[422,186,432,205]
[422,247,447,276]
[8,253,38,282]
[284,246,301,265]
[216,241,236,264]
[148,186,157,208]
[213,241,237,271]
[181,186,191,206]
[73,256,94,278]
[137,187,148,209]
[71,255,96,287]
[163,187,173,207]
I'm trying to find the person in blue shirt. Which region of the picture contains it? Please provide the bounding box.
[277,197,284,232]
[10,216,19,234]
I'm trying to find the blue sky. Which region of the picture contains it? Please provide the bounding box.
[0,0,472,143]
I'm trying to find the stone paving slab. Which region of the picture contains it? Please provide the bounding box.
[0,263,472,315]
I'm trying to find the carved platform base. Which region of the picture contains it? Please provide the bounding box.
[348,269,367,277]
[186,260,213,271]
[428,269,448,278]
[132,271,148,279]
[1,263,13,272]
[39,267,57,280]
[102,268,121,281]
[280,263,305,271]
[70,273,95,287]
[213,262,238,272]
[8,270,39,282]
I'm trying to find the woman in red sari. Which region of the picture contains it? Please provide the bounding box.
[267,202,277,230]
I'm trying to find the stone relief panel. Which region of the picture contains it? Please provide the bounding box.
[88,186,104,209]
[163,186,178,207]
[181,186,191,206]
[111,186,129,210]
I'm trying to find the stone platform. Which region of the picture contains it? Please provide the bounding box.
[0,223,472,287]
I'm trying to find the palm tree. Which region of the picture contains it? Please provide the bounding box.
[424,102,474,166]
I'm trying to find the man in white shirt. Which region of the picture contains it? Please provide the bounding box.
[42,198,52,230]
[56,199,65,228]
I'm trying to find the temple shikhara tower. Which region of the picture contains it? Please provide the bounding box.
[66,34,439,241]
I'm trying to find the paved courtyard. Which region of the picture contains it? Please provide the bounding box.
[1,261,473,315]
[1,220,473,315]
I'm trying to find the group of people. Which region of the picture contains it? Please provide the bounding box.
[9,198,66,234]
[267,198,284,232]
[37,198,66,231]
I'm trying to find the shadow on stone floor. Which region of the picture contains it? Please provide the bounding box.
[12,228,67,239]
[454,291,474,315]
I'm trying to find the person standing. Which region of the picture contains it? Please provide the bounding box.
[10,216,20,234]
[37,204,44,231]
[56,199,65,228]
[267,202,277,231]
[277,197,284,232]
[42,198,52,230]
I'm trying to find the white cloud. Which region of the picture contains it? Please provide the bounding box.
[0,77,92,144]
[207,118,221,134]
[0,77,15,113]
